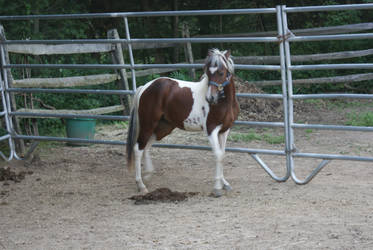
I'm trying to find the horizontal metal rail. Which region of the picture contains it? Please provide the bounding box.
[285,3,373,13]
[292,93,373,99]
[3,63,281,71]
[0,134,10,141]
[7,88,135,95]
[236,93,283,99]
[13,134,286,156]
[293,123,373,132]
[9,88,284,99]
[5,32,371,45]
[0,8,277,21]
[293,152,373,162]
[12,110,283,130]
[1,37,280,45]
[289,33,373,42]
[290,64,373,71]
[234,121,284,128]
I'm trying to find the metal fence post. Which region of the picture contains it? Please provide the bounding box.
[123,17,137,92]
[249,5,291,182]
[281,5,331,184]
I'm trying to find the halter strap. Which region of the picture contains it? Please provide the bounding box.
[208,74,232,91]
[208,80,230,90]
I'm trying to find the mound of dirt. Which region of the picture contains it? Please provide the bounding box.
[234,76,282,121]
[129,188,199,205]
[0,167,33,183]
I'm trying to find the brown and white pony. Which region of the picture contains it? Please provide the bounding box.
[126,48,239,197]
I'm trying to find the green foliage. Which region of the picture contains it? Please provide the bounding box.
[346,112,373,127]
[305,129,314,134]
[37,119,66,136]
[113,121,129,129]
[169,70,194,81]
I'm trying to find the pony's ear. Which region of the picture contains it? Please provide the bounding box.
[224,50,231,59]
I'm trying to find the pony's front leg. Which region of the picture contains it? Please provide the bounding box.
[218,129,232,191]
[208,126,225,197]
[134,143,148,194]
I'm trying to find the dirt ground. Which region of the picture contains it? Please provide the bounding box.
[1,98,373,249]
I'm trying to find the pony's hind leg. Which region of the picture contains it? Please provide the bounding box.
[143,134,156,180]
[134,143,148,194]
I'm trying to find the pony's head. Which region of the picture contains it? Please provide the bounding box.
[204,48,234,105]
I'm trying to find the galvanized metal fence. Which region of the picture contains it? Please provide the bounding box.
[0,4,372,184]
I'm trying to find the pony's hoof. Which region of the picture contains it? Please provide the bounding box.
[138,187,149,194]
[211,189,223,198]
[223,184,232,191]
[143,172,153,181]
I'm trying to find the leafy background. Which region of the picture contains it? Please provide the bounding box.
[0,0,372,134]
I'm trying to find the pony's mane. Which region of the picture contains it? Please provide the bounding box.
[204,48,234,74]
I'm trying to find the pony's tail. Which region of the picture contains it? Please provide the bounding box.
[126,87,142,171]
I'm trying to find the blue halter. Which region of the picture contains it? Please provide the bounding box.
[208,73,232,91]
[208,73,232,99]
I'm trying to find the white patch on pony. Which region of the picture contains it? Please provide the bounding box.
[209,66,218,74]
[175,76,210,132]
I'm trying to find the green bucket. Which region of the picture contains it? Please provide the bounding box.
[65,118,96,146]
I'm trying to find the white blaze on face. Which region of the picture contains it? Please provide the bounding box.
[209,66,218,74]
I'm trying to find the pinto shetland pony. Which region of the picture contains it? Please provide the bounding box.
[126,48,239,197]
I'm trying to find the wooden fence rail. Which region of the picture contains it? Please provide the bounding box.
[248,73,373,87]
[16,105,125,118]
[234,49,373,64]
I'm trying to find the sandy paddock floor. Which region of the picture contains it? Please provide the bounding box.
[1,120,373,249]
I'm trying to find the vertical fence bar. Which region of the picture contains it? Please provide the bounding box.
[277,5,291,181]
[251,6,291,182]
[0,44,14,161]
[123,17,137,91]
[281,5,296,180]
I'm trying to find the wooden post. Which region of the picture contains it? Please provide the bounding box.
[0,25,25,155]
[107,29,132,115]
[172,0,179,63]
[182,23,196,80]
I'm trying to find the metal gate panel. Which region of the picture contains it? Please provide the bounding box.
[0,4,372,184]
[280,4,373,184]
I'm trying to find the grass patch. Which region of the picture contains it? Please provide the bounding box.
[326,100,373,110]
[262,133,285,144]
[229,129,284,144]
[113,121,129,129]
[345,112,373,127]
[229,130,262,142]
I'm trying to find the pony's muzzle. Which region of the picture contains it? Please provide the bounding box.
[206,95,218,105]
